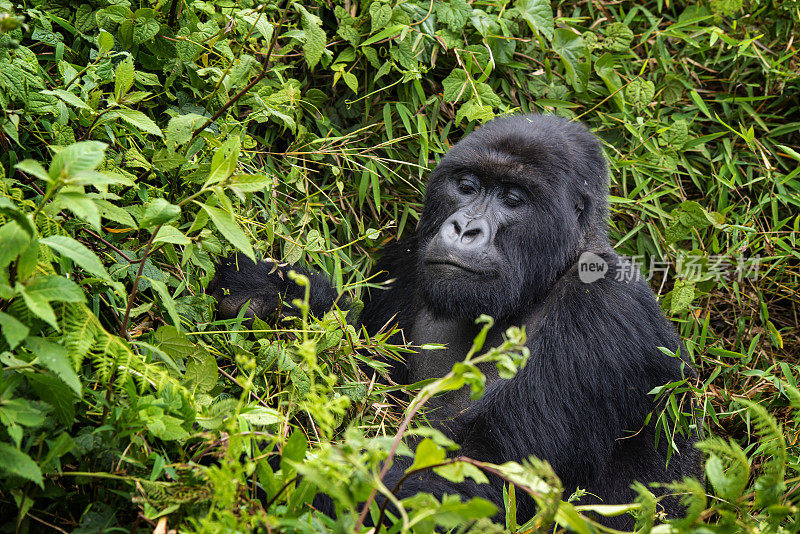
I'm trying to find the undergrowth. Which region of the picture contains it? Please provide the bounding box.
[0,0,798,531]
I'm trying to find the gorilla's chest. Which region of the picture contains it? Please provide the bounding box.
[409,310,506,415]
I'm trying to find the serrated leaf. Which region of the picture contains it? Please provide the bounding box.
[140,198,180,229]
[186,348,218,393]
[41,89,91,110]
[603,22,634,52]
[112,108,163,137]
[369,2,393,32]
[0,311,28,349]
[165,113,207,151]
[114,57,135,102]
[25,337,82,395]
[49,141,108,179]
[0,443,43,487]
[133,17,159,44]
[206,136,241,187]
[97,30,115,53]
[58,192,101,230]
[296,5,326,69]
[24,275,85,304]
[198,202,255,262]
[41,235,113,282]
[670,279,696,314]
[474,82,501,108]
[626,78,655,110]
[408,438,447,471]
[442,69,469,103]
[436,0,472,31]
[153,225,191,245]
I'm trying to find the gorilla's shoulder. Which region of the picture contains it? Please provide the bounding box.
[546,251,680,343]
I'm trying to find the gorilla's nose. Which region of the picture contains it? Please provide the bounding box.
[441,212,491,250]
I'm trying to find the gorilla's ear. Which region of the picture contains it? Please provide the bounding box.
[575,193,589,222]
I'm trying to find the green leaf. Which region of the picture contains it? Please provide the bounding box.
[669,279,696,314]
[165,113,207,152]
[240,406,282,426]
[140,198,180,229]
[0,443,43,487]
[552,29,590,93]
[153,225,191,245]
[132,17,159,44]
[145,413,190,441]
[25,337,82,395]
[515,0,554,40]
[474,82,501,108]
[442,69,469,103]
[114,57,135,102]
[408,438,447,471]
[228,174,272,195]
[206,136,241,187]
[434,460,489,484]
[18,286,58,329]
[56,191,101,230]
[602,22,634,52]
[148,278,180,329]
[112,108,163,137]
[0,311,28,349]
[15,159,51,184]
[49,141,108,179]
[97,30,115,53]
[436,0,472,31]
[27,373,77,425]
[625,78,655,111]
[24,275,85,304]
[198,202,255,262]
[369,1,393,32]
[0,222,31,269]
[186,347,218,393]
[296,5,326,69]
[41,89,91,110]
[41,235,112,282]
[281,431,308,474]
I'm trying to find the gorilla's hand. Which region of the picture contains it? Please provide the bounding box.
[208,254,342,322]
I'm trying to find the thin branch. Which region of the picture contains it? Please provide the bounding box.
[119,224,163,338]
[188,1,290,144]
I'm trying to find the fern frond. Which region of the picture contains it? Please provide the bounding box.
[62,303,99,369]
[737,398,786,507]
[666,477,706,529]
[696,437,749,501]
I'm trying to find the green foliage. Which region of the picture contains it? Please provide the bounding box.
[0,0,798,531]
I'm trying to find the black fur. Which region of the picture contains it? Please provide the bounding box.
[210,114,702,527]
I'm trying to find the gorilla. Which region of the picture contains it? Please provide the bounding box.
[209,114,702,527]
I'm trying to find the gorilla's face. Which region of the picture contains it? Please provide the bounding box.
[416,115,608,321]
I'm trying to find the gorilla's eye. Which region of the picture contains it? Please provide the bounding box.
[501,187,525,208]
[457,178,479,195]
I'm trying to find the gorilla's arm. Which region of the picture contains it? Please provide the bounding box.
[209,254,343,321]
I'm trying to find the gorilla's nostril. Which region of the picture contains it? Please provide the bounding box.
[463,228,481,240]
[453,220,462,234]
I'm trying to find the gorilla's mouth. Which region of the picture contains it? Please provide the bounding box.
[425,259,488,275]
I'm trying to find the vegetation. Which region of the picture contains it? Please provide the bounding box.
[0,0,798,531]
